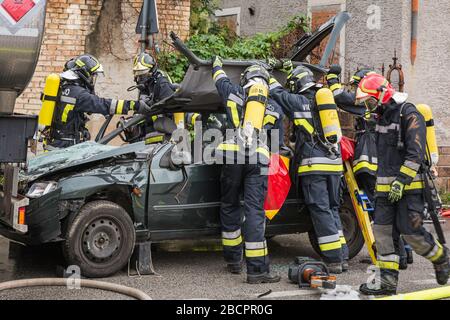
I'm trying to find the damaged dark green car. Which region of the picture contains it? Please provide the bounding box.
[0,12,364,278]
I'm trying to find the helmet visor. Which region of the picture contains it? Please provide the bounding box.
[363,97,379,112]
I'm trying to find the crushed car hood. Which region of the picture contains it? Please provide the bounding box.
[23,141,156,181]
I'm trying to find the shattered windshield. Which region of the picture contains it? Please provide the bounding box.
[23,142,117,179]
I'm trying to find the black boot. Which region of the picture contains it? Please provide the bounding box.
[406,247,414,264]
[359,269,398,296]
[227,263,243,274]
[399,256,408,270]
[342,260,349,272]
[247,272,281,284]
[433,247,450,285]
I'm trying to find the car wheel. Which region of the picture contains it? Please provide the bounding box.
[308,194,365,260]
[62,200,135,278]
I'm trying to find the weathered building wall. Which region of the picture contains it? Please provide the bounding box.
[15,0,191,116]
[218,0,307,36]
[220,0,450,191]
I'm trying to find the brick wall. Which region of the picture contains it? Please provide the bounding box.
[15,0,191,115]
[437,147,450,193]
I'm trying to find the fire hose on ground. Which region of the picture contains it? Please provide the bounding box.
[0,278,152,300]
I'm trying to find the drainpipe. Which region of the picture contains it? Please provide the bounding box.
[411,0,419,65]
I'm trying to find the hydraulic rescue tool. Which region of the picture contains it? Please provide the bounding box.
[288,257,337,289]
[341,137,377,264]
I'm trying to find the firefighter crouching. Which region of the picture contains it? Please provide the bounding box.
[268,63,348,274]
[212,56,282,284]
[356,73,450,296]
[39,54,151,149]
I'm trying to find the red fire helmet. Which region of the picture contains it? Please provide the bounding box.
[355,73,395,105]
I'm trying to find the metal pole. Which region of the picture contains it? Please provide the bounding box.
[140,0,149,52]
[411,0,419,65]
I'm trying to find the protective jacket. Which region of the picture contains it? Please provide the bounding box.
[49,77,139,148]
[140,71,177,135]
[375,99,427,196]
[269,79,343,176]
[213,66,284,165]
[139,70,177,102]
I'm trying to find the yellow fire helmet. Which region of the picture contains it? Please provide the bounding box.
[133,52,157,77]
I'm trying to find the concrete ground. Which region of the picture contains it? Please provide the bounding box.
[0,220,449,300]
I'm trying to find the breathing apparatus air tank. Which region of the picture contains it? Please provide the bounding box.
[315,88,342,144]
[416,104,439,166]
[38,73,61,128]
[173,112,185,129]
[242,83,268,137]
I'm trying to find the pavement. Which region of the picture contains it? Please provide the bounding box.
[0,221,449,300]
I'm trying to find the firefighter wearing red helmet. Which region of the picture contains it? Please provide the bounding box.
[327,66,414,270]
[356,73,449,296]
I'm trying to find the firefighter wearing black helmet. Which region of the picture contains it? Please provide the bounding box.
[326,67,377,198]
[47,54,150,148]
[268,63,348,274]
[212,56,282,284]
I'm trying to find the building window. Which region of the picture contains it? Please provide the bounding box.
[214,7,241,36]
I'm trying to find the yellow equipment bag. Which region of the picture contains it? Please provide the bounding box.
[243,83,268,131]
[416,104,439,166]
[39,73,61,127]
[315,88,342,144]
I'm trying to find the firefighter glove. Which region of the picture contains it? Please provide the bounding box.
[267,57,280,70]
[280,59,294,74]
[213,56,223,68]
[388,180,405,203]
[137,98,152,114]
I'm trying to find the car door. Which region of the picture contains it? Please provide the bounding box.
[146,144,222,240]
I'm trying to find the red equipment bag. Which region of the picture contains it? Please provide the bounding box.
[264,153,292,220]
[340,136,355,162]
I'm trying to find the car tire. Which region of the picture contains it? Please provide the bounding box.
[62,200,135,278]
[308,194,365,260]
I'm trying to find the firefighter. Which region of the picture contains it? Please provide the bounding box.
[327,66,414,269]
[326,66,376,199]
[130,52,178,137]
[268,64,348,274]
[212,56,282,284]
[133,52,176,102]
[356,73,450,296]
[45,54,150,148]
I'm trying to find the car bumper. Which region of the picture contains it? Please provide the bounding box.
[0,188,62,245]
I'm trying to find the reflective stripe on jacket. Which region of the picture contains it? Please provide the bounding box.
[269,79,343,176]
[375,102,427,196]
